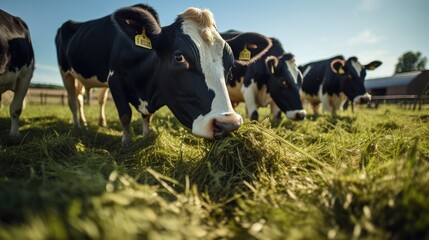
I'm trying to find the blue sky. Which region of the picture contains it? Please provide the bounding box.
[2,0,428,85]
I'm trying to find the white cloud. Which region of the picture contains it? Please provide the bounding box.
[347,30,380,45]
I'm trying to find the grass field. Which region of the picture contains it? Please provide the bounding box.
[0,103,428,239]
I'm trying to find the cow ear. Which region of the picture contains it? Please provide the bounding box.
[113,6,162,49]
[330,59,346,75]
[225,32,272,66]
[265,56,278,74]
[365,61,382,70]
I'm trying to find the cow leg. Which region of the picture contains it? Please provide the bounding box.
[98,87,109,127]
[61,71,81,128]
[142,114,151,136]
[9,71,32,136]
[76,83,87,126]
[120,114,133,146]
[109,77,133,146]
[241,84,258,121]
[311,103,320,118]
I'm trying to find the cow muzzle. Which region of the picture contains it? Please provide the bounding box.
[213,113,243,139]
[354,93,371,105]
[192,112,243,140]
[286,110,307,121]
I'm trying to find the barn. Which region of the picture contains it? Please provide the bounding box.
[365,70,429,95]
[365,70,429,109]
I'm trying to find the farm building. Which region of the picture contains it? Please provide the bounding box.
[364,70,429,109]
[365,70,429,96]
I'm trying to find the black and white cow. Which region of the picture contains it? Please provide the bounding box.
[0,9,34,136]
[299,55,382,116]
[222,31,306,121]
[55,4,271,145]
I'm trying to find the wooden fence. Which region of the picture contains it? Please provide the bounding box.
[26,88,113,106]
[368,95,429,110]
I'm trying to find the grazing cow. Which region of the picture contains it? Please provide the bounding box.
[0,9,34,136]
[299,55,382,116]
[56,4,271,145]
[221,31,306,121]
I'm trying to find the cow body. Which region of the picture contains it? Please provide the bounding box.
[299,55,381,116]
[56,4,270,145]
[222,31,306,121]
[0,9,34,136]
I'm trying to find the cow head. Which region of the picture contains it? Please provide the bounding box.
[331,57,381,104]
[265,54,306,120]
[114,6,271,140]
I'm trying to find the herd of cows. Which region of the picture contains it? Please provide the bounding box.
[0,4,382,145]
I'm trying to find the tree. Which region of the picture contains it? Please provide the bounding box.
[394,51,427,73]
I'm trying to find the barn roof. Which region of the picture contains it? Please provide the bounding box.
[365,71,423,89]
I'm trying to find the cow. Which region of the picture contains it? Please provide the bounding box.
[55,4,272,145]
[0,9,34,136]
[221,31,306,121]
[299,55,382,116]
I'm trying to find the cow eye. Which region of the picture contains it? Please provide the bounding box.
[174,53,185,63]
[282,80,289,87]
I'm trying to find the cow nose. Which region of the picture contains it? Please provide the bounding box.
[215,120,240,132]
[213,121,241,139]
[295,111,306,121]
[360,97,370,104]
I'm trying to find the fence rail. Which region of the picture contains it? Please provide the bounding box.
[368,95,429,110]
[17,89,429,111]
[26,88,113,106]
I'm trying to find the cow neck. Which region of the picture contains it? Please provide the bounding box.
[137,24,178,114]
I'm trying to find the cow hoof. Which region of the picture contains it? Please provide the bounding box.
[250,111,259,121]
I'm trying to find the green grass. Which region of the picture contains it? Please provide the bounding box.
[0,103,428,239]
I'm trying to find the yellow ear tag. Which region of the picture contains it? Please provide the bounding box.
[338,67,345,74]
[135,28,152,49]
[271,65,275,74]
[239,45,251,61]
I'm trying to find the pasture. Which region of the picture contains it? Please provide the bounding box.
[0,102,428,239]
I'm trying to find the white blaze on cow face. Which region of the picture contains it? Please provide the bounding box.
[351,60,363,78]
[350,59,371,104]
[180,11,243,139]
[285,60,300,85]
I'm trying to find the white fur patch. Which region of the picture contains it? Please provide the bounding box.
[286,109,307,120]
[68,68,108,88]
[285,60,300,85]
[107,69,114,82]
[351,60,363,77]
[302,66,312,78]
[0,62,34,93]
[181,17,242,138]
[354,92,371,104]
[137,99,150,115]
